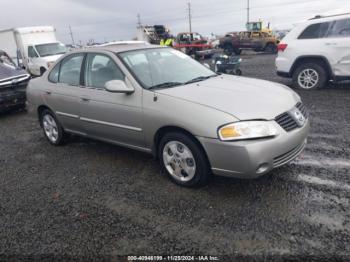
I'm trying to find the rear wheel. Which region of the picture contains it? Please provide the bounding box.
[158,132,211,187]
[292,63,328,90]
[40,109,68,145]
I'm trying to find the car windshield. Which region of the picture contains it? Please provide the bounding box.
[119,48,216,89]
[35,43,67,57]
[0,52,16,68]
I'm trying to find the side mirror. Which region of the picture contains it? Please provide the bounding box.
[105,80,134,94]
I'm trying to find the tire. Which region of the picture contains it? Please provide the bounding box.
[40,67,46,76]
[264,43,277,54]
[224,44,234,56]
[40,109,68,146]
[292,62,328,90]
[158,132,211,187]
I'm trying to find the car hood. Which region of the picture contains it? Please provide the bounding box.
[40,54,63,62]
[156,75,300,120]
[0,63,28,80]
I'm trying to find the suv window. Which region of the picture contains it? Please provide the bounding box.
[328,18,350,37]
[28,46,38,58]
[298,22,331,39]
[84,53,124,89]
[59,54,84,86]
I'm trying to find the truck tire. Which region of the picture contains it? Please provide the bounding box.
[292,62,328,90]
[265,43,277,54]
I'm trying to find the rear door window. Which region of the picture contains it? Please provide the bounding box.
[58,54,85,86]
[298,22,331,39]
[327,18,350,38]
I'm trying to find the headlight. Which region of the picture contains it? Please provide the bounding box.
[218,121,279,141]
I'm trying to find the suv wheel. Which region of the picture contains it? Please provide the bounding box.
[293,63,328,90]
[158,132,211,187]
[40,109,68,145]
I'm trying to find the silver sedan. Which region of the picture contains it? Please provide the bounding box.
[26,43,309,187]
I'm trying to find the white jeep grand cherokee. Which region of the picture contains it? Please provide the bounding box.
[276,13,350,90]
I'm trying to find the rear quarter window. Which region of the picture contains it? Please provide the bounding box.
[298,22,331,39]
[327,18,350,38]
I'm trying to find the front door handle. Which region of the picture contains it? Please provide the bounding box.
[45,90,52,95]
[81,97,90,102]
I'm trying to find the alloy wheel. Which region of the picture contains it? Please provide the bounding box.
[298,68,319,89]
[43,114,59,143]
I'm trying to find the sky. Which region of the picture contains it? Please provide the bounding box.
[0,0,349,44]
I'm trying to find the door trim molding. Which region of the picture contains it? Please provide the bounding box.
[80,117,142,132]
[56,111,79,119]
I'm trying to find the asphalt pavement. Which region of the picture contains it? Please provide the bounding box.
[0,53,349,261]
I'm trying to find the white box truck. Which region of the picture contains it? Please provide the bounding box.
[0,26,67,76]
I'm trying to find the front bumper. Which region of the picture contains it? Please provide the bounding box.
[197,120,310,179]
[0,89,26,112]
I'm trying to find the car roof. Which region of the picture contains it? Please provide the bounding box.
[85,42,162,53]
[308,13,350,24]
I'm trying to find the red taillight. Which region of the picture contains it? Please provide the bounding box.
[278,43,288,52]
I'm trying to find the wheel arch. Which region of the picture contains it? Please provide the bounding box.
[290,56,332,78]
[37,105,54,126]
[152,126,211,166]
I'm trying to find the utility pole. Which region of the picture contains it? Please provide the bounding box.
[187,2,192,34]
[247,0,250,24]
[69,25,75,45]
[137,14,142,28]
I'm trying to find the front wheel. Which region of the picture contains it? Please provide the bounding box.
[158,132,211,187]
[292,63,328,90]
[40,109,68,145]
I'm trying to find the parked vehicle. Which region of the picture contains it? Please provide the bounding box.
[219,31,279,55]
[0,50,30,112]
[276,13,350,90]
[173,32,215,58]
[27,43,309,187]
[212,55,242,75]
[0,26,67,76]
[137,25,169,45]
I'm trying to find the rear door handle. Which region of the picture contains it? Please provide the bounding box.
[45,90,52,95]
[325,42,337,46]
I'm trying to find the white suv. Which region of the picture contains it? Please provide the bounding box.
[276,13,350,90]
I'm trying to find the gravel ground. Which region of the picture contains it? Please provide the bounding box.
[0,53,349,261]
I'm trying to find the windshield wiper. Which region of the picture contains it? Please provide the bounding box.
[148,82,183,90]
[184,74,218,85]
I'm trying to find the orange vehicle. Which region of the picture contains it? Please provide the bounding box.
[173,32,215,58]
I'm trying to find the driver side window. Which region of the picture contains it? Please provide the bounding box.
[84,53,125,89]
[28,46,38,58]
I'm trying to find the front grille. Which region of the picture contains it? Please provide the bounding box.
[275,112,299,132]
[296,102,308,118]
[273,141,306,168]
[275,102,308,132]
